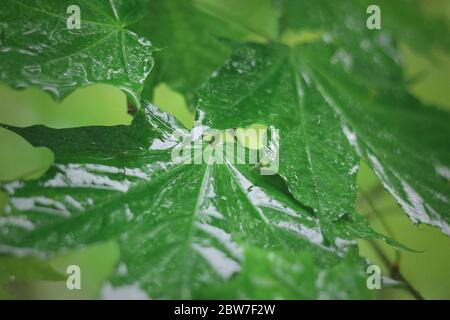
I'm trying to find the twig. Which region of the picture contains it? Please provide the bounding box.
[362,192,400,266]
[362,188,423,299]
[367,240,424,300]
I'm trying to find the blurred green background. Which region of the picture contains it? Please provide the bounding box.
[0,0,449,300]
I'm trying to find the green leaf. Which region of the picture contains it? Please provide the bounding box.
[197,246,374,299]
[278,0,450,53]
[1,102,378,299]
[0,0,153,106]
[0,241,119,299]
[1,0,447,300]
[134,0,278,105]
[197,39,450,234]
[197,44,361,227]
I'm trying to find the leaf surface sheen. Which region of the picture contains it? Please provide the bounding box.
[1,102,379,299]
[197,2,450,234]
[1,0,449,299]
[134,0,278,104]
[0,0,153,105]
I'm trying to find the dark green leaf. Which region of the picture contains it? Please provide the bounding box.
[134,0,278,105]
[197,39,450,234]
[1,0,447,300]
[278,0,450,54]
[0,103,379,299]
[0,0,153,106]
[199,246,374,299]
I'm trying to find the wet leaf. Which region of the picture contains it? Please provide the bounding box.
[197,41,450,234]
[1,102,380,299]
[278,0,450,54]
[0,0,153,106]
[1,0,448,300]
[134,0,278,105]
[200,246,374,299]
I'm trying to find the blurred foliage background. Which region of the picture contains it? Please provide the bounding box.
[0,0,449,299]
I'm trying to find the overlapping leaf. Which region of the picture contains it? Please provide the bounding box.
[197,4,450,234]
[133,0,278,104]
[0,0,449,300]
[0,0,153,106]
[278,0,450,54]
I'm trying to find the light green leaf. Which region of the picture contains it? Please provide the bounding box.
[0,127,54,181]
[0,84,131,128]
[0,255,64,299]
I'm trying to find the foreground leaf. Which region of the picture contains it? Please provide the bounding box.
[1,103,378,299]
[198,246,374,299]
